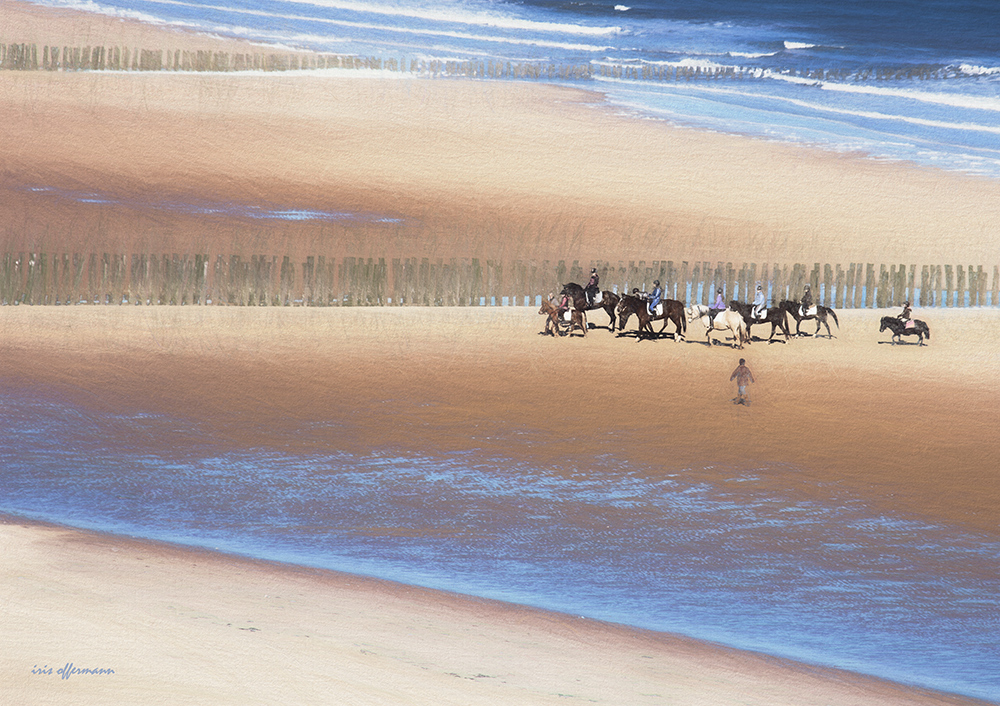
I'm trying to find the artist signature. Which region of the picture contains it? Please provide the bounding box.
[32,663,115,680]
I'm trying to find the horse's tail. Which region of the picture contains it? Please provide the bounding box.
[827,307,840,328]
[924,322,931,339]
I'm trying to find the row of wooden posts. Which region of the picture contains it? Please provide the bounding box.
[0,40,970,83]
[1,254,997,309]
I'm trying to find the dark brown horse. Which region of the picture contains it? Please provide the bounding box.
[729,300,791,343]
[779,299,840,338]
[880,316,930,345]
[616,293,687,340]
[560,282,621,331]
[538,296,587,337]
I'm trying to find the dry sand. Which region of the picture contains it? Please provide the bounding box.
[2,0,999,704]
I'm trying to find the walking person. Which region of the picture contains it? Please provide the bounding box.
[730,358,755,406]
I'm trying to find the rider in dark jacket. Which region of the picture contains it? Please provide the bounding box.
[800,284,814,316]
[585,268,599,305]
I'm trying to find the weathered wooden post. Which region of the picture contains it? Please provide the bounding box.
[875,265,889,308]
[470,258,483,306]
[689,261,701,304]
[863,264,875,308]
[843,264,856,309]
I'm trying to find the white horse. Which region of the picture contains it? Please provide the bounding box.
[687,305,749,349]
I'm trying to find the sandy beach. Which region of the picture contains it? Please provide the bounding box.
[3,305,999,705]
[2,0,999,703]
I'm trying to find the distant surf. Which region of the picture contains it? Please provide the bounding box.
[21,0,1000,177]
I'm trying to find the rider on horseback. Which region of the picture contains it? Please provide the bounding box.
[557,291,572,316]
[800,284,814,317]
[752,284,766,320]
[898,300,913,328]
[713,288,725,310]
[585,268,600,306]
[648,280,662,315]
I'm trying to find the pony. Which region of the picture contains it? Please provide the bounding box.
[616,292,687,340]
[538,296,588,337]
[728,300,791,343]
[779,299,840,338]
[559,282,621,331]
[880,316,931,346]
[687,305,748,349]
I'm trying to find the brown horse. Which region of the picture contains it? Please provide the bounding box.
[729,300,791,343]
[779,300,840,338]
[560,282,621,331]
[538,296,588,337]
[616,293,687,340]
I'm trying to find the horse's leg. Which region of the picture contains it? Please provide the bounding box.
[605,304,616,331]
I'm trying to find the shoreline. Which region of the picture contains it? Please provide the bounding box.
[2,514,993,706]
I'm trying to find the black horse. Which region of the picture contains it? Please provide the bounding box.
[779,299,840,338]
[560,282,621,330]
[729,300,791,343]
[880,316,931,346]
[616,293,687,340]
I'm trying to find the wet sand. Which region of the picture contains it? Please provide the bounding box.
[2,0,999,703]
[5,517,989,706]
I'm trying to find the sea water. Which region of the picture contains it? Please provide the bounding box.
[1,388,997,702]
[24,0,1000,178]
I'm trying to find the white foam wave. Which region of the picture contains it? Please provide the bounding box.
[783,41,815,50]
[728,51,778,59]
[957,63,1000,76]
[111,0,614,53]
[38,0,194,31]
[219,0,626,37]
[767,72,1000,113]
[649,77,1000,137]
[614,5,630,11]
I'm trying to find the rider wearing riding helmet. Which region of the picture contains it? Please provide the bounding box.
[752,284,766,319]
[898,300,913,327]
[713,288,725,310]
[800,284,814,316]
[648,279,662,315]
[585,268,600,305]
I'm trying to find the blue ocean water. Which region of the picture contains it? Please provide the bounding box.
[1,388,998,702]
[24,0,1000,178]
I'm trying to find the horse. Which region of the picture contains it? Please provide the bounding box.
[880,316,931,346]
[687,304,749,349]
[538,296,588,337]
[729,300,791,343]
[560,282,621,331]
[616,292,687,340]
[779,300,840,338]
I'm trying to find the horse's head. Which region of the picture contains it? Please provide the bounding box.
[686,305,706,321]
[879,316,889,332]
